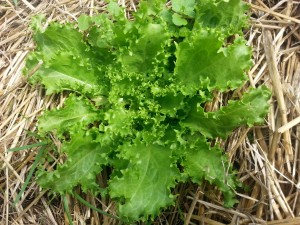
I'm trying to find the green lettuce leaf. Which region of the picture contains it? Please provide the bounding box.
[172,0,195,17]
[195,0,249,34]
[32,23,86,60]
[183,136,238,207]
[172,13,188,26]
[103,104,135,137]
[109,140,180,221]
[119,23,170,73]
[38,95,101,136]
[174,29,252,94]
[78,14,92,31]
[37,129,109,193]
[24,23,106,95]
[182,87,271,138]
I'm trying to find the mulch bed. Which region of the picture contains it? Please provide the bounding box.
[1,0,299,224]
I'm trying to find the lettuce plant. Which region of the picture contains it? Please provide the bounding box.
[24,0,270,222]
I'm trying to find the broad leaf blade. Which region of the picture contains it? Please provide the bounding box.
[172,0,195,17]
[119,23,170,73]
[175,29,252,94]
[183,137,238,207]
[109,140,180,221]
[38,95,101,136]
[25,23,106,95]
[33,23,86,61]
[182,86,271,138]
[37,130,109,193]
[196,0,249,34]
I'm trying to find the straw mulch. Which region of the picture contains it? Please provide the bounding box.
[0,0,299,224]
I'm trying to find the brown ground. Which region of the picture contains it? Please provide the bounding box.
[0,0,300,224]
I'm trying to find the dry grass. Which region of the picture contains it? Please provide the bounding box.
[0,0,299,224]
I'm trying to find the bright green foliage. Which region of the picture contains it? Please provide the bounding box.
[109,139,180,221]
[175,31,252,94]
[24,23,106,96]
[182,86,271,138]
[38,95,101,136]
[37,129,110,193]
[195,0,249,34]
[25,0,271,222]
[183,136,239,207]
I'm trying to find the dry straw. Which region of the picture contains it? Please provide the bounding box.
[0,0,299,224]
